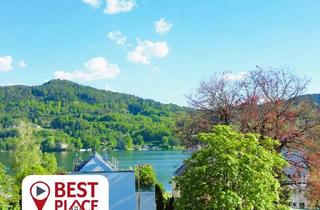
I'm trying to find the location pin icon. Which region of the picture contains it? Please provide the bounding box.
[30,181,50,210]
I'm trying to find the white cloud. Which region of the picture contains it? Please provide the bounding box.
[0,56,13,72]
[223,72,248,81]
[107,31,127,46]
[54,57,120,82]
[0,56,27,72]
[127,40,169,64]
[82,0,101,8]
[104,0,135,14]
[17,60,27,68]
[154,18,173,35]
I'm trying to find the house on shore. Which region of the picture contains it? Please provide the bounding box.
[72,152,155,210]
[283,151,309,210]
[171,163,186,198]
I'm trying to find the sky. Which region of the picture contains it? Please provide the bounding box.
[1,0,320,106]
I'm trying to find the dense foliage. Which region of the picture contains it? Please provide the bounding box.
[175,125,288,210]
[0,121,59,209]
[184,69,320,207]
[0,164,19,209]
[155,184,164,210]
[134,164,157,187]
[0,80,186,151]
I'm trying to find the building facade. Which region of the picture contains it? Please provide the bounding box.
[72,153,137,210]
[72,152,156,210]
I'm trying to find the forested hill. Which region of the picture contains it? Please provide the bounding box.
[0,80,187,151]
[295,93,320,107]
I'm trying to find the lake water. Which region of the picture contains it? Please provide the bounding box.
[0,150,190,191]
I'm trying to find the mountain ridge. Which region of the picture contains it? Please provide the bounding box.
[0,79,185,108]
[0,80,187,151]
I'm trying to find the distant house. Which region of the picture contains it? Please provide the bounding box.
[283,151,309,210]
[171,163,186,198]
[57,143,69,151]
[287,178,308,210]
[72,152,155,210]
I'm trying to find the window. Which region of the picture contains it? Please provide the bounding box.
[292,203,297,207]
[299,203,305,209]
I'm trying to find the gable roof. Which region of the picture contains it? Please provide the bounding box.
[78,152,115,172]
[174,163,186,176]
[72,171,137,210]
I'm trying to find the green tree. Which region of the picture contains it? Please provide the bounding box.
[155,184,164,210]
[0,141,6,151]
[165,197,175,210]
[73,138,83,149]
[0,116,14,128]
[12,121,58,184]
[41,136,56,151]
[135,164,157,186]
[124,135,133,151]
[175,125,288,210]
[162,136,169,145]
[134,135,144,145]
[0,164,19,209]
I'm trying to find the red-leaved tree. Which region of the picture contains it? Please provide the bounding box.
[184,67,320,206]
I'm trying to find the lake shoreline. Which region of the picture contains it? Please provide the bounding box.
[0,150,190,192]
